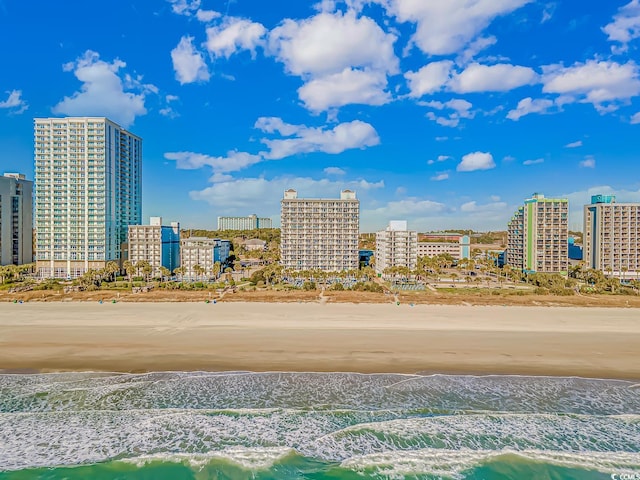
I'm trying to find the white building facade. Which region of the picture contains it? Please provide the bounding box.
[34,117,142,278]
[584,194,640,278]
[217,214,272,230]
[417,235,471,260]
[180,237,231,280]
[280,189,359,272]
[0,173,33,266]
[375,221,418,276]
[128,217,180,276]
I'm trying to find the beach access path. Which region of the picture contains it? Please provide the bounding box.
[0,302,638,379]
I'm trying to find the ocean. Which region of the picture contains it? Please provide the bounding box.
[0,372,639,479]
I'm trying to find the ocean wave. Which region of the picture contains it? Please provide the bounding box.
[2,408,639,471]
[2,372,639,415]
[341,448,640,479]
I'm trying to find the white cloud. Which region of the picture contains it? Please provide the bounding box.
[168,0,200,16]
[298,68,390,112]
[523,158,544,165]
[565,140,583,148]
[456,35,497,65]
[165,150,262,175]
[506,97,554,120]
[189,175,383,211]
[450,63,538,93]
[603,0,640,52]
[53,50,148,128]
[423,98,474,127]
[503,155,516,162]
[324,166,346,175]
[457,151,496,172]
[542,60,640,108]
[404,60,453,97]
[171,36,210,84]
[580,156,596,168]
[0,89,28,113]
[431,172,449,181]
[381,0,531,55]
[368,198,449,217]
[268,11,398,77]
[196,9,220,22]
[206,18,267,58]
[631,112,640,123]
[255,117,381,160]
[490,195,501,202]
[437,155,451,161]
[460,200,509,213]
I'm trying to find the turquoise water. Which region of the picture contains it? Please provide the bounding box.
[1,372,639,479]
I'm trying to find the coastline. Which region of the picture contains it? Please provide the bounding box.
[1,302,639,380]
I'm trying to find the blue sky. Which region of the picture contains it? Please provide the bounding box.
[1,0,639,232]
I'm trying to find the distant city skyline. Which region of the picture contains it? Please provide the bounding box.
[1,1,639,231]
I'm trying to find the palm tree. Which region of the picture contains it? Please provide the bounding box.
[212,261,222,280]
[193,264,204,282]
[123,260,135,285]
[105,261,120,282]
[173,266,186,282]
[159,266,171,282]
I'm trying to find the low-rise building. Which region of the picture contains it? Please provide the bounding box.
[127,217,180,276]
[180,237,231,280]
[217,214,272,231]
[417,235,470,260]
[240,238,267,251]
[375,221,418,276]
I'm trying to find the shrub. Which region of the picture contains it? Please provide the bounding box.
[331,283,344,291]
[303,281,316,291]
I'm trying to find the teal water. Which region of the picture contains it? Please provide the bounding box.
[1,372,639,479]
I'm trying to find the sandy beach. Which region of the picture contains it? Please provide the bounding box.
[0,302,639,379]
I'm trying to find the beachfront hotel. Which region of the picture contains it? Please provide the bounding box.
[217,214,272,231]
[417,234,471,260]
[280,189,359,272]
[506,193,569,274]
[0,173,33,266]
[127,217,180,277]
[180,237,231,280]
[584,194,640,278]
[34,117,142,278]
[375,221,418,276]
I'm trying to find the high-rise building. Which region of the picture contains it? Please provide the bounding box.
[0,173,33,266]
[506,193,568,274]
[34,117,142,278]
[180,237,231,280]
[128,217,180,276]
[217,214,272,230]
[584,194,640,278]
[280,189,359,272]
[375,221,417,276]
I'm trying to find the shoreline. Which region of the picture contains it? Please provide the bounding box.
[1,302,639,380]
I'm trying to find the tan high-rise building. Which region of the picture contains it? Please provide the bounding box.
[280,189,359,272]
[584,194,640,279]
[375,221,417,276]
[34,117,142,278]
[0,173,33,266]
[506,193,568,274]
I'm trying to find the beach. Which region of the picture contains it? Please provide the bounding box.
[0,302,638,379]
